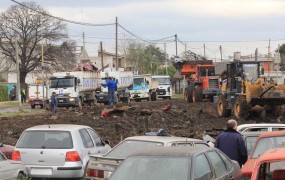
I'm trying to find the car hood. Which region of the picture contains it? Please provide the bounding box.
[242,158,256,177]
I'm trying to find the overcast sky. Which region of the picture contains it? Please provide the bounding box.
[1,0,284,61]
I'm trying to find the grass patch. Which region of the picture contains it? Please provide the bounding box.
[0,101,19,108]
[172,93,184,99]
[0,109,45,117]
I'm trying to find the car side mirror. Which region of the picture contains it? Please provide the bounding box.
[103,140,110,146]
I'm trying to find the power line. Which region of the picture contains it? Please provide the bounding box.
[11,0,115,27]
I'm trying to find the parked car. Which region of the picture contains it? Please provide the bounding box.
[85,135,210,179]
[0,142,14,159]
[12,124,111,179]
[251,148,285,180]
[237,123,285,132]
[109,146,242,180]
[242,130,285,179]
[241,131,266,156]
[0,151,26,180]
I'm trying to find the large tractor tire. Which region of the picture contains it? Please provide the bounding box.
[184,87,194,103]
[217,94,230,117]
[192,87,203,102]
[233,96,250,119]
[151,91,158,101]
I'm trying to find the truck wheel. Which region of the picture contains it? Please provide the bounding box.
[192,87,203,102]
[217,95,230,117]
[31,105,35,109]
[233,96,250,119]
[151,92,157,101]
[184,87,193,103]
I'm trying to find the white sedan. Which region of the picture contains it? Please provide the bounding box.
[0,151,26,180]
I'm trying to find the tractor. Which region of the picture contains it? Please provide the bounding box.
[217,60,285,120]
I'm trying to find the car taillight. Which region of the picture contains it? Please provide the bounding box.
[12,151,21,161]
[86,168,104,178]
[65,151,81,162]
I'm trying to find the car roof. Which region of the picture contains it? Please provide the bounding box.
[256,148,285,165]
[241,131,267,137]
[237,123,285,130]
[129,146,212,157]
[257,130,285,139]
[124,136,203,144]
[24,124,91,131]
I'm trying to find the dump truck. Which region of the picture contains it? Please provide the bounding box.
[95,67,133,105]
[217,60,285,120]
[48,70,100,109]
[126,74,159,101]
[178,60,221,102]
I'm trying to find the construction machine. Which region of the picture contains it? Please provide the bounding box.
[217,60,285,120]
[180,60,221,102]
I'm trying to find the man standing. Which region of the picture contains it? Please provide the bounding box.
[50,92,58,116]
[101,77,117,106]
[215,119,248,167]
[20,88,26,103]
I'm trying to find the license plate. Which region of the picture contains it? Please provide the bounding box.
[59,100,63,102]
[31,168,52,175]
[36,102,39,104]
[159,92,163,94]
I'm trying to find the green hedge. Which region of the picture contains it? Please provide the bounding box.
[0,85,8,101]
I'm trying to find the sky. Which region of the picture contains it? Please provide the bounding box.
[1,0,285,61]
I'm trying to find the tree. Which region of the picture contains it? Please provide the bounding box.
[157,65,177,77]
[0,1,76,84]
[276,44,285,68]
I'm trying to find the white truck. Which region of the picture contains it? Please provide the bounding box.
[48,70,100,108]
[27,83,47,108]
[126,74,159,102]
[151,75,172,99]
[95,67,133,105]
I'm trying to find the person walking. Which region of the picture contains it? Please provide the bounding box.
[20,88,26,103]
[101,77,117,106]
[50,92,58,116]
[215,119,248,167]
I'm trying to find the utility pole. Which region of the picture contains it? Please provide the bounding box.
[255,48,258,61]
[115,17,118,70]
[175,34,178,56]
[83,32,86,61]
[15,36,22,110]
[164,43,168,75]
[203,44,206,59]
[41,16,45,109]
[219,45,223,62]
[268,38,271,78]
[100,41,104,71]
[123,34,126,70]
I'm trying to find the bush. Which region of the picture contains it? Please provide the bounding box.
[0,85,8,101]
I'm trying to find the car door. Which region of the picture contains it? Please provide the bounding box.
[0,153,14,179]
[87,128,110,154]
[206,150,230,180]
[79,128,98,162]
[193,153,214,180]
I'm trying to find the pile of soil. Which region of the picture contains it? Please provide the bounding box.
[0,98,272,147]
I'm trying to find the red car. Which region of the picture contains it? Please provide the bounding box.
[251,148,285,180]
[0,142,14,159]
[242,130,285,179]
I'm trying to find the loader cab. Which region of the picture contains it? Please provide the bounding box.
[227,61,260,93]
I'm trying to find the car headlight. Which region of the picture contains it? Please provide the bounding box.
[69,98,75,101]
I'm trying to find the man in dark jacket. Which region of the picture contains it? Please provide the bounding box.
[50,92,58,116]
[215,119,248,167]
[101,77,117,106]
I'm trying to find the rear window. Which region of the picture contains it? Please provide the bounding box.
[106,140,164,159]
[252,136,285,158]
[16,130,73,149]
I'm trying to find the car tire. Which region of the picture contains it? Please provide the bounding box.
[16,172,25,180]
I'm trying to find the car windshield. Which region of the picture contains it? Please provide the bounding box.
[16,131,73,149]
[252,136,285,158]
[152,78,170,85]
[109,156,189,180]
[133,78,145,86]
[50,78,74,88]
[245,136,258,155]
[106,140,164,159]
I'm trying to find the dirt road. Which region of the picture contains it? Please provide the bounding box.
[0,98,279,147]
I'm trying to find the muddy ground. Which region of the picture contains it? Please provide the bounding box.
[0,98,283,147]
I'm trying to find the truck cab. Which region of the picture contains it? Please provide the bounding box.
[151,75,172,99]
[126,74,158,102]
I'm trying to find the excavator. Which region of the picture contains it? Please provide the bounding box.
[217,60,285,120]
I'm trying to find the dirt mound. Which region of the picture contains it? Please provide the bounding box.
[0,99,262,147]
